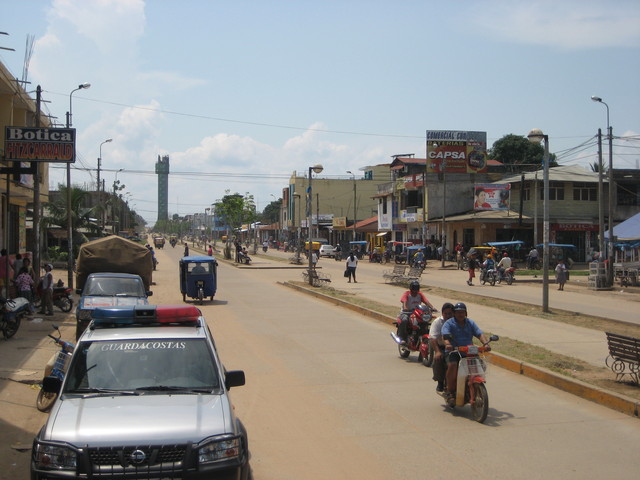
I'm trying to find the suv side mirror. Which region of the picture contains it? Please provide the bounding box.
[225,370,245,389]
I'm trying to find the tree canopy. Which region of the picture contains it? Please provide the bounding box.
[260,198,281,225]
[488,134,557,172]
[215,191,256,231]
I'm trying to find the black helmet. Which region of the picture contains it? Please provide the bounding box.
[442,302,454,312]
[453,302,467,312]
[409,280,420,291]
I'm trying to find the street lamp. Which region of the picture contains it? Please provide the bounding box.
[293,193,302,259]
[346,171,357,240]
[98,138,112,230]
[591,95,614,287]
[528,128,550,313]
[307,164,323,285]
[66,82,91,289]
[437,143,446,268]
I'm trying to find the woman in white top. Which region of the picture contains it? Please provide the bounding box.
[346,252,358,283]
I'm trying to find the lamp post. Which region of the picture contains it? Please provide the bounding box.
[346,171,357,240]
[307,164,323,285]
[591,95,614,286]
[98,138,112,231]
[66,82,91,289]
[438,143,446,267]
[527,129,550,313]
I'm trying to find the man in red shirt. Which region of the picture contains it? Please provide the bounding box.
[397,280,437,343]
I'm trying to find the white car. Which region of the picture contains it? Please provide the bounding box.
[32,304,250,479]
[318,245,337,257]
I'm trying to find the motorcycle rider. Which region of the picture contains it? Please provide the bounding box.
[442,302,491,407]
[480,254,495,283]
[496,252,512,281]
[428,302,455,392]
[398,280,436,344]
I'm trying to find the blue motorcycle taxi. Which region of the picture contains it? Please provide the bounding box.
[179,255,218,304]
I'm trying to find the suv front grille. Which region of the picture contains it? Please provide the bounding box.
[86,444,189,477]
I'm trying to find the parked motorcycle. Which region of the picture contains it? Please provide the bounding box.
[390,305,435,367]
[0,296,30,339]
[439,335,499,423]
[36,324,75,412]
[34,281,74,312]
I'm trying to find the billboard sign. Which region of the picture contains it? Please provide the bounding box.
[426,130,487,173]
[474,183,510,210]
[4,127,76,163]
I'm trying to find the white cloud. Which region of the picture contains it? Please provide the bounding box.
[49,0,145,54]
[466,0,640,49]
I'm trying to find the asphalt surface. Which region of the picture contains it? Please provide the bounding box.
[239,248,639,370]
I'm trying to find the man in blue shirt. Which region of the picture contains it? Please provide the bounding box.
[441,302,491,406]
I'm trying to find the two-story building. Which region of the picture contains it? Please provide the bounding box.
[0,61,51,259]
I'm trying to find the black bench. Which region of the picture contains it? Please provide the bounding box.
[301,269,331,287]
[605,332,640,385]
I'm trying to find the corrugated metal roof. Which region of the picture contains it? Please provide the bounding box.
[497,165,602,184]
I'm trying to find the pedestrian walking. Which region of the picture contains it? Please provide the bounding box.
[466,252,478,286]
[346,252,358,283]
[311,251,318,269]
[555,258,568,291]
[183,242,190,257]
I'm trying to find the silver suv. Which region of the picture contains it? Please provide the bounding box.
[32,305,250,479]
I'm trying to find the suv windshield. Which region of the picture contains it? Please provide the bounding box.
[64,338,220,392]
[85,277,146,296]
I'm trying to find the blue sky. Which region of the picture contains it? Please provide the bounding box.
[2,0,639,224]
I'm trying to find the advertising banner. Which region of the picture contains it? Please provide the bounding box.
[426,130,487,173]
[4,127,76,163]
[474,184,510,210]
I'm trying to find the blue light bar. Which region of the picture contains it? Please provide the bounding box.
[91,305,202,329]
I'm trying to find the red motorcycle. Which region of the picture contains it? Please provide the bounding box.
[390,305,435,366]
[34,281,74,313]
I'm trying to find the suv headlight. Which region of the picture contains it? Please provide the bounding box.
[33,442,77,470]
[77,309,92,321]
[198,435,242,465]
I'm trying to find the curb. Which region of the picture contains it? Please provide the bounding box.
[281,280,639,419]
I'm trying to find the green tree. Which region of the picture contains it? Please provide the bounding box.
[215,191,257,232]
[261,199,281,224]
[489,134,557,172]
[43,185,102,256]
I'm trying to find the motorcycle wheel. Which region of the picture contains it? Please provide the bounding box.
[57,296,73,313]
[489,274,496,286]
[397,344,411,359]
[471,383,489,423]
[422,345,434,367]
[36,388,57,412]
[506,273,514,285]
[198,288,204,305]
[480,274,487,285]
[2,317,20,339]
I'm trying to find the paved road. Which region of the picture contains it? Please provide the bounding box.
[162,245,640,479]
[1,245,637,479]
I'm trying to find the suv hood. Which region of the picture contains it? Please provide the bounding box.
[44,394,232,446]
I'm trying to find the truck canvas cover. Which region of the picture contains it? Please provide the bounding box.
[76,235,153,290]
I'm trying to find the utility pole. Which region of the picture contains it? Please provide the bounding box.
[33,85,42,276]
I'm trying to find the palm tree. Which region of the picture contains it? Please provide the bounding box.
[43,185,102,257]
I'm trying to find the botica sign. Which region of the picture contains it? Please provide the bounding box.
[4,127,76,163]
